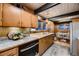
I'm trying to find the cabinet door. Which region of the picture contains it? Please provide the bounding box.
[21,10,31,27]
[0,47,18,56]
[0,4,2,26]
[45,36,50,47]
[39,38,46,55]
[46,20,54,32]
[31,14,38,28]
[39,35,54,55]
[49,35,53,46]
[3,4,21,27]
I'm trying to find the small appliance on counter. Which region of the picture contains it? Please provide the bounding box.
[7,32,25,40]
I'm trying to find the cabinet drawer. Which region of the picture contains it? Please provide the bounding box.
[0,47,18,56]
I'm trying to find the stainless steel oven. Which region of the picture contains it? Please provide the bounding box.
[19,40,38,56]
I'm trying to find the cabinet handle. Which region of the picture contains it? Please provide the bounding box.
[20,43,38,52]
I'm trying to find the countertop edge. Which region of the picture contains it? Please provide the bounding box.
[0,33,54,52]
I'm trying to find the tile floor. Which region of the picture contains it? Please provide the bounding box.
[42,43,70,56]
[54,40,70,47]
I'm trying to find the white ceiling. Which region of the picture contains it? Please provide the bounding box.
[38,3,79,18]
[23,3,45,10]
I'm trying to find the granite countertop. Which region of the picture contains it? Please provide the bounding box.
[30,32,54,39]
[0,32,54,52]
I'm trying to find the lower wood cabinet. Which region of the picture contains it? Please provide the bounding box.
[39,38,46,55]
[0,34,53,56]
[0,47,18,56]
[39,35,54,55]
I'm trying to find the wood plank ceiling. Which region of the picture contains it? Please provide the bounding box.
[22,3,79,22]
[38,3,79,18]
[22,3,46,10]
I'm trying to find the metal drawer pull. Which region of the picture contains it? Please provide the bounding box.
[20,43,38,52]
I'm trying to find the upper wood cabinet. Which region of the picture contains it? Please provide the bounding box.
[46,20,54,32]
[0,4,2,26]
[3,4,21,27]
[31,14,38,28]
[72,18,79,22]
[21,10,31,27]
[2,3,37,28]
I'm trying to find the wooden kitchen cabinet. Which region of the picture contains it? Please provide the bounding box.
[48,35,53,46]
[0,47,18,56]
[2,3,37,28]
[31,14,38,28]
[39,35,53,55]
[0,4,2,26]
[46,20,54,32]
[21,9,31,27]
[3,4,21,27]
[45,35,53,50]
[39,37,46,55]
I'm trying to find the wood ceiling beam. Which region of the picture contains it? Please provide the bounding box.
[34,3,60,14]
[48,11,79,20]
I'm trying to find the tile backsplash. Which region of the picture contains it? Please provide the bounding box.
[0,27,30,37]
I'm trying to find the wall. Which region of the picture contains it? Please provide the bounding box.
[0,27,30,37]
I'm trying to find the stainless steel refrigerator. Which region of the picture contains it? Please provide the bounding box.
[70,22,79,56]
